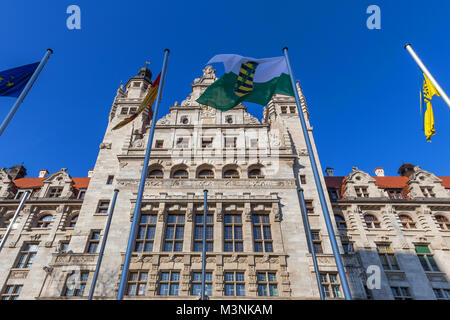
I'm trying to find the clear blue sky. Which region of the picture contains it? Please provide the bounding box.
[0,0,449,178]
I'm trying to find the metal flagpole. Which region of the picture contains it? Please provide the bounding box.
[117,49,170,300]
[298,188,324,300]
[0,49,54,136]
[0,191,30,252]
[282,47,352,300]
[201,190,208,300]
[89,189,119,300]
[405,43,450,109]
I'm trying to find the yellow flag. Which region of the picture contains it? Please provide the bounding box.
[423,74,439,142]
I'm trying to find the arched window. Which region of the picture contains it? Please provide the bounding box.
[435,215,450,230]
[36,215,53,228]
[223,169,239,179]
[148,169,164,179]
[399,215,416,229]
[248,168,264,179]
[198,169,214,179]
[172,169,188,179]
[335,215,347,229]
[68,215,78,228]
[364,214,380,229]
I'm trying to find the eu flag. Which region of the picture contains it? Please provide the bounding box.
[0,62,39,98]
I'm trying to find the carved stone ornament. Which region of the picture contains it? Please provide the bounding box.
[100,142,112,150]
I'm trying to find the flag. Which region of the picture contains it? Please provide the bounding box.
[0,62,40,97]
[196,54,295,111]
[422,73,440,142]
[112,73,161,130]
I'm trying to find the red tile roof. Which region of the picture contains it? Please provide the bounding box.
[72,177,90,189]
[439,177,450,189]
[13,177,44,189]
[373,176,409,189]
[13,177,90,190]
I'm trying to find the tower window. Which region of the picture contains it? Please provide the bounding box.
[289,106,296,113]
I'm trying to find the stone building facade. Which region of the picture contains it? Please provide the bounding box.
[0,66,449,300]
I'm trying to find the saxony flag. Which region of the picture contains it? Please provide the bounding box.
[112,72,161,130]
[196,54,295,111]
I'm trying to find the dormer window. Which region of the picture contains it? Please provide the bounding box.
[328,188,340,201]
[48,187,63,198]
[354,187,369,198]
[78,189,87,200]
[15,190,31,200]
[387,189,404,199]
[420,186,435,198]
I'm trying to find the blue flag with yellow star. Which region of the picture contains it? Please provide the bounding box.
[0,62,39,98]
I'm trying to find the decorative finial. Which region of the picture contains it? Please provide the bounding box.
[145,61,150,68]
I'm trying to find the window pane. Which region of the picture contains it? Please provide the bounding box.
[258,284,267,296]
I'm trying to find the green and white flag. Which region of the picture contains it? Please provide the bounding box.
[196,54,295,111]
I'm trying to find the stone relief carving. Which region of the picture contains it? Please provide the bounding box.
[100,142,112,150]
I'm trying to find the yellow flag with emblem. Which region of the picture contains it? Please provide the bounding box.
[423,73,440,142]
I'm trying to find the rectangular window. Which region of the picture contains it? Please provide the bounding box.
[224,272,245,296]
[342,241,354,254]
[121,107,129,115]
[106,176,114,185]
[387,189,404,199]
[280,106,288,114]
[96,200,110,214]
[158,271,180,296]
[224,137,237,148]
[176,137,189,148]
[78,189,86,200]
[300,175,307,185]
[86,231,101,253]
[433,288,450,300]
[48,187,63,198]
[377,244,400,270]
[420,187,435,198]
[155,140,164,149]
[328,188,339,201]
[355,187,369,198]
[164,214,185,252]
[1,285,23,300]
[224,214,243,252]
[252,214,273,253]
[126,271,148,296]
[62,272,89,297]
[257,272,278,297]
[15,190,30,200]
[193,214,214,252]
[201,137,213,148]
[191,272,212,296]
[305,200,314,214]
[391,286,412,300]
[15,243,39,269]
[415,245,440,272]
[134,214,157,252]
[320,273,343,299]
[129,107,137,114]
[289,106,297,114]
[60,242,69,252]
[311,231,323,254]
